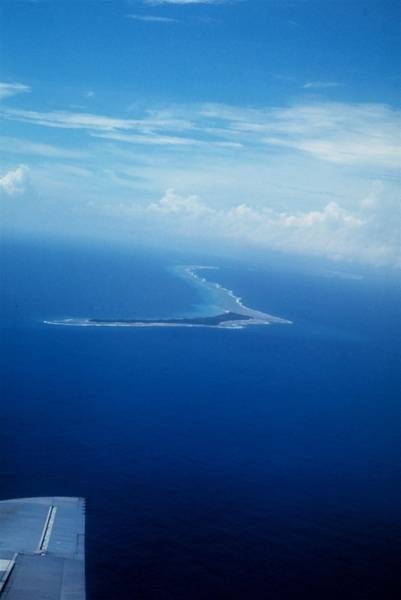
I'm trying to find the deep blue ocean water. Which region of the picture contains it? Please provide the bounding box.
[1,238,400,599]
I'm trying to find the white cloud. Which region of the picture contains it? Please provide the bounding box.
[91,130,241,148]
[149,188,212,216]
[143,0,229,4]
[91,131,201,146]
[0,107,195,136]
[1,108,138,131]
[103,186,400,267]
[303,81,342,89]
[0,82,31,99]
[0,165,29,195]
[2,101,399,171]
[0,136,87,159]
[1,97,399,267]
[264,134,400,169]
[126,14,178,22]
[219,102,400,170]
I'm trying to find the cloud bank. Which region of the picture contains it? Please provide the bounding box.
[99,186,400,267]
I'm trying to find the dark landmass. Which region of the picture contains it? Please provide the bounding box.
[89,311,252,327]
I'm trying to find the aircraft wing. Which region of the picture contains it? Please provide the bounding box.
[0,497,85,599]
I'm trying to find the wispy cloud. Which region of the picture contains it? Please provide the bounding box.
[261,103,400,169]
[303,81,342,89]
[1,108,145,131]
[0,107,196,135]
[91,130,242,148]
[0,82,31,99]
[91,131,200,146]
[0,165,29,195]
[2,102,399,170]
[143,0,230,5]
[199,102,400,170]
[126,14,178,23]
[0,136,88,159]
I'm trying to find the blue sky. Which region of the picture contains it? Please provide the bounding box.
[1,0,400,266]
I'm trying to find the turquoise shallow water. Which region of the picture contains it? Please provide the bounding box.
[1,238,400,599]
[45,263,291,328]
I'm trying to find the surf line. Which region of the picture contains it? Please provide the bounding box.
[43,265,292,329]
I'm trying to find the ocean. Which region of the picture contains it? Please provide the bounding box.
[1,237,400,599]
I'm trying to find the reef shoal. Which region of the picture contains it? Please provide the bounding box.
[44,265,292,329]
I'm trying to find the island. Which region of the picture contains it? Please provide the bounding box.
[44,265,292,330]
[88,311,253,328]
